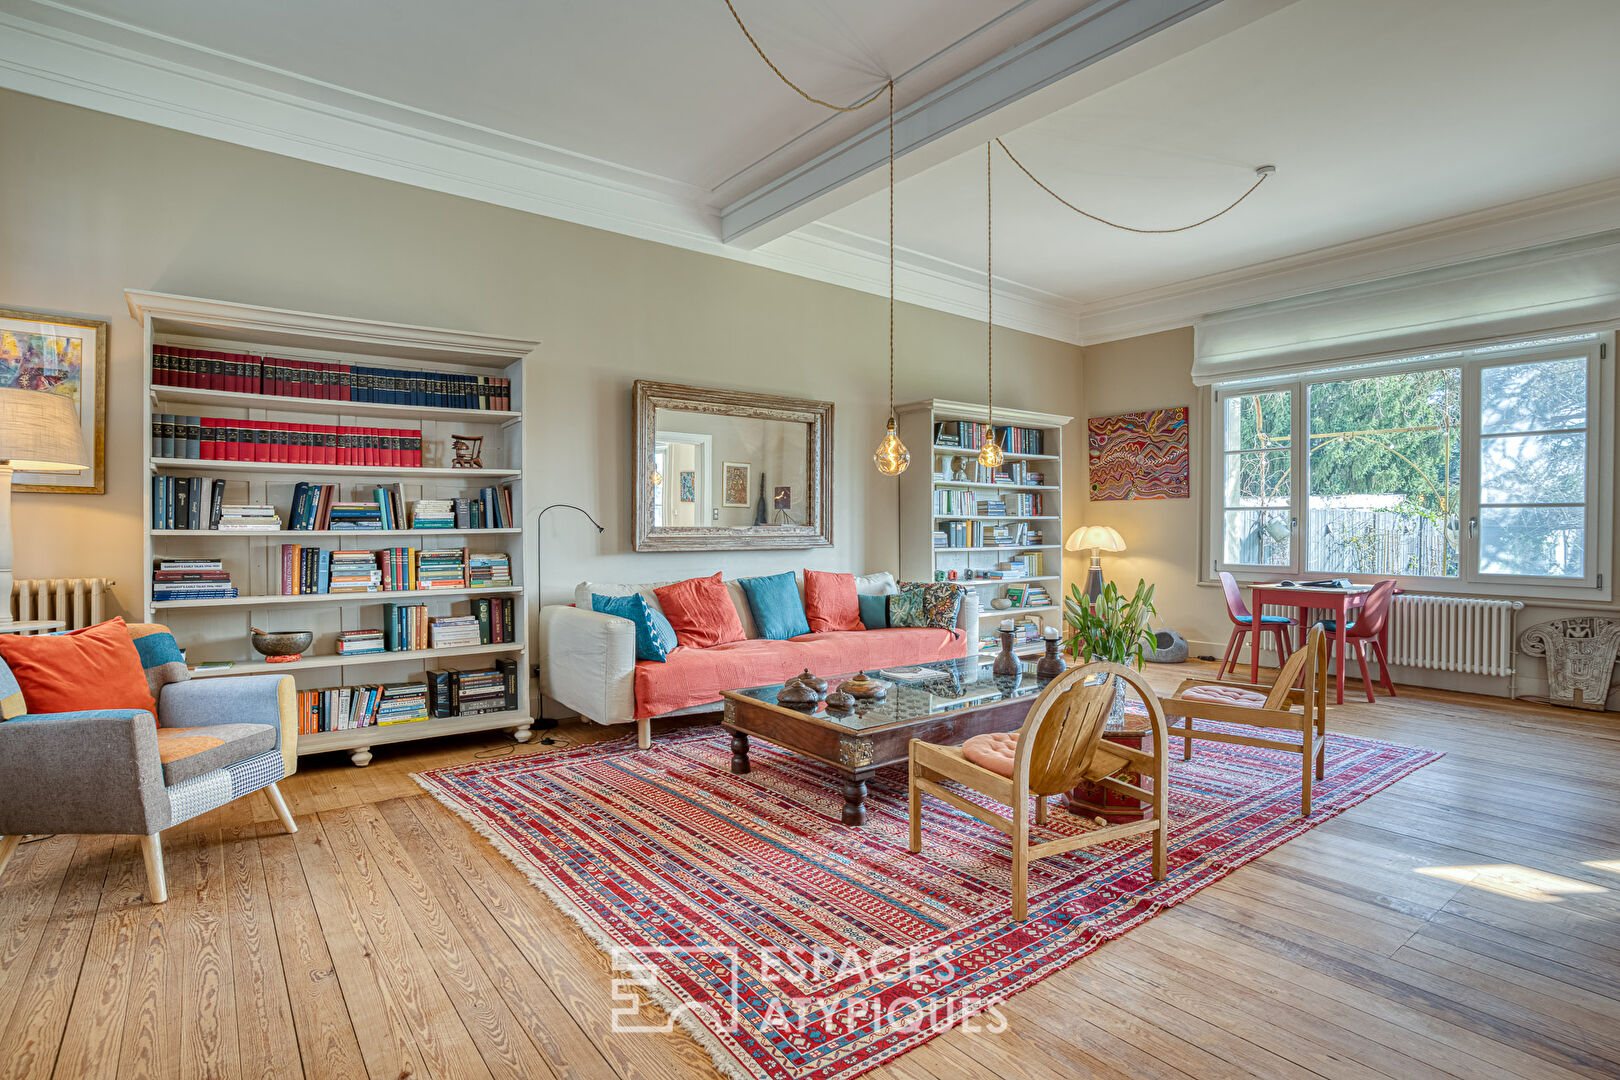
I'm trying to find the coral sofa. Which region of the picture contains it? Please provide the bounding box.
[539,573,978,747]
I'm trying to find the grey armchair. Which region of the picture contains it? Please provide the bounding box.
[0,642,298,904]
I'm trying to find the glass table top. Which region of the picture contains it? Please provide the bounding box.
[728,654,1119,734]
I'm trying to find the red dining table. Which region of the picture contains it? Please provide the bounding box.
[1247,583,1392,704]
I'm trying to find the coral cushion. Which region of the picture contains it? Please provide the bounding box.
[0,616,157,718]
[962,730,1019,778]
[1180,685,1268,708]
[803,570,862,633]
[632,627,964,719]
[653,573,746,649]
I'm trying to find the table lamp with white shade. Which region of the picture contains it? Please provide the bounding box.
[1065,524,1126,602]
[0,389,91,626]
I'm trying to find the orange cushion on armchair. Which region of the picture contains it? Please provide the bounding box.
[0,616,158,717]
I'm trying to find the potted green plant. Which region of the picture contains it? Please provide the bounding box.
[1064,578,1158,721]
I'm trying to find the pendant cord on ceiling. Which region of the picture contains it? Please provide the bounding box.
[722,0,889,111]
[997,139,1275,233]
[985,140,993,432]
[888,80,896,421]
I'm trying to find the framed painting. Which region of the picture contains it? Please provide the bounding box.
[721,461,752,507]
[679,470,696,503]
[0,307,108,493]
[1088,406,1189,501]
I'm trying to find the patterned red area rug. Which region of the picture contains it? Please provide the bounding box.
[416,725,1438,1080]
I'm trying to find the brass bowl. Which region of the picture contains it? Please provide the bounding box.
[250,630,313,657]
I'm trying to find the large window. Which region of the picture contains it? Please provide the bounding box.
[1211,335,1610,598]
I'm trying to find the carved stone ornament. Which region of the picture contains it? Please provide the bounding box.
[1518,617,1620,711]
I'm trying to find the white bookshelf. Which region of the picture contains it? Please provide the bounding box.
[128,290,537,767]
[896,399,1073,658]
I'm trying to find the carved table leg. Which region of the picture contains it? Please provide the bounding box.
[729,732,751,775]
[841,775,868,826]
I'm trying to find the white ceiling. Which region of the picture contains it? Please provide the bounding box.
[3,0,1619,344]
[819,0,1620,315]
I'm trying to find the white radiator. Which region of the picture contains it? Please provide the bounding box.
[9,577,115,630]
[1256,593,1522,677]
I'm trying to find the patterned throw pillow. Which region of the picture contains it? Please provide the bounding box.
[889,582,964,630]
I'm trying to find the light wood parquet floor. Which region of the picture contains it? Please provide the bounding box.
[2,662,1618,1080]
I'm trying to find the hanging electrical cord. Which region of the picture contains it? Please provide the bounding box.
[721,0,889,111]
[978,141,1003,469]
[997,139,1275,233]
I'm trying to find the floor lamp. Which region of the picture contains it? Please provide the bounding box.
[535,503,604,725]
[0,390,91,627]
[1065,525,1126,603]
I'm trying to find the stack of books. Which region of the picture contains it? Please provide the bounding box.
[297,685,382,733]
[327,501,386,530]
[473,597,517,643]
[218,504,281,531]
[426,658,518,718]
[376,682,430,725]
[280,546,330,594]
[382,603,430,651]
[150,416,424,467]
[429,615,483,649]
[467,552,512,587]
[411,500,455,529]
[453,487,515,529]
[151,476,227,530]
[328,551,382,592]
[934,488,978,516]
[336,630,385,655]
[416,549,466,589]
[152,559,237,602]
[150,346,511,410]
[377,547,417,591]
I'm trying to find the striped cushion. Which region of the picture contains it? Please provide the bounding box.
[127,622,190,701]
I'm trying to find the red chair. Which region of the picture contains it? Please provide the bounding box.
[1318,579,1398,701]
[1218,572,1295,680]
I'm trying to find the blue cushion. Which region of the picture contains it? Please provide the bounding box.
[1317,618,1355,633]
[1258,614,1294,624]
[738,572,811,641]
[0,651,21,720]
[591,593,678,662]
[858,593,889,630]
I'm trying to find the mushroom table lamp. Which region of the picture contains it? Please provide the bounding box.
[0,389,91,626]
[1065,525,1125,602]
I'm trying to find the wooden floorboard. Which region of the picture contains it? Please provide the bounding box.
[2,664,1618,1079]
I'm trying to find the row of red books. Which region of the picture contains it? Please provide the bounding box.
[150,345,512,410]
[155,415,424,466]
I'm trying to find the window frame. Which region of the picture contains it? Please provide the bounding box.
[1207,333,1613,602]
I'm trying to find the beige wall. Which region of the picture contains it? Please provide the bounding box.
[0,89,1087,621]
[1082,324,1620,702]
[1078,328,1228,648]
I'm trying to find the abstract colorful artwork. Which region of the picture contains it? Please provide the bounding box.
[1088,407,1189,501]
[0,307,107,493]
[679,470,695,502]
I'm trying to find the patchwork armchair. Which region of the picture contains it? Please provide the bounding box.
[0,622,297,904]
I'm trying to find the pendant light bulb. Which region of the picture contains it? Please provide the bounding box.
[977,432,1003,469]
[874,417,910,476]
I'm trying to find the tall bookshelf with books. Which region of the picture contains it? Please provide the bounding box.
[130,290,536,767]
[896,399,1072,659]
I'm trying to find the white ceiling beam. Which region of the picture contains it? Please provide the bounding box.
[721,0,1246,248]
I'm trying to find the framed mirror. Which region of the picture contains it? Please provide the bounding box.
[633,380,833,551]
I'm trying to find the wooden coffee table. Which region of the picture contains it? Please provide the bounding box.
[720,656,1052,826]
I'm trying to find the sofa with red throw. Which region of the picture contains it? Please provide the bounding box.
[539,570,977,747]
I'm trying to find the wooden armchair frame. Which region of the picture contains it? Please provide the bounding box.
[908,661,1170,921]
[1166,626,1329,814]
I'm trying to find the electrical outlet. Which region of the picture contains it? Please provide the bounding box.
[712,508,720,521]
